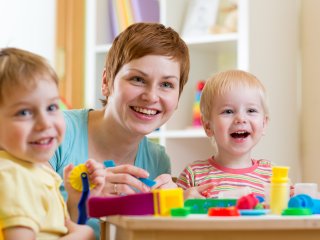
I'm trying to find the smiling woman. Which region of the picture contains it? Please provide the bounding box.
[49,22,190,240]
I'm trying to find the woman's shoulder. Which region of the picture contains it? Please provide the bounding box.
[62,109,90,139]
[63,109,90,124]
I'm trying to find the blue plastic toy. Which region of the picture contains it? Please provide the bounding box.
[103,160,156,187]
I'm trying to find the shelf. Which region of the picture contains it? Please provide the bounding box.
[148,128,206,139]
[184,33,238,45]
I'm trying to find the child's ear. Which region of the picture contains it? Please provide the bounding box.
[262,115,269,135]
[201,117,214,137]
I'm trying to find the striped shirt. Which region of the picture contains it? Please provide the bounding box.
[177,157,273,198]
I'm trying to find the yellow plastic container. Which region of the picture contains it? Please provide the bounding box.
[270,166,290,215]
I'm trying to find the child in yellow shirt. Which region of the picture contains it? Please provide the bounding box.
[0,48,95,240]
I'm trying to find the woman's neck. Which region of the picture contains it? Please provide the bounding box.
[87,109,142,165]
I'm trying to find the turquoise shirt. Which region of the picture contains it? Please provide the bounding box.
[50,109,171,239]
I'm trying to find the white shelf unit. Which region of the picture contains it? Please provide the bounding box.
[85,0,301,181]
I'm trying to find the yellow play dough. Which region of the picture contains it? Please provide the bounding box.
[69,164,95,191]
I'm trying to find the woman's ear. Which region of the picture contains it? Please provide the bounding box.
[101,69,109,97]
[201,117,214,137]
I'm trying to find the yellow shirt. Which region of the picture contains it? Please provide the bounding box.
[0,151,68,239]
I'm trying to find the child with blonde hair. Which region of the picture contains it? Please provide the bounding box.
[0,48,95,239]
[177,70,272,199]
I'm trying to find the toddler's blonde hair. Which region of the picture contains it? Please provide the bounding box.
[0,47,58,105]
[200,69,269,124]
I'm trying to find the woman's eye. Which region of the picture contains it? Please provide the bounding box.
[131,76,144,84]
[161,82,174,89]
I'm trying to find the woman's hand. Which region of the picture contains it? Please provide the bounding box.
[103,164,151,196]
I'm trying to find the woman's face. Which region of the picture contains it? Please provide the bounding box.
[103,55,180,136]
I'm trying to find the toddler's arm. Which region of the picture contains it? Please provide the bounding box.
[60,219,94,240]
[3,227,36,240]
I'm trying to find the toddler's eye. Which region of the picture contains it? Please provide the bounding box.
[17,109,31,117]
[248,108,258,113]
[222,109,233,114]
[48,104,59,112]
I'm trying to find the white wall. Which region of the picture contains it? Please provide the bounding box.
[301,0,320,184]
[247,0,301,183]
[0,0,56,65]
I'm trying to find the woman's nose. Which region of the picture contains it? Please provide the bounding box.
[141,86,159,102]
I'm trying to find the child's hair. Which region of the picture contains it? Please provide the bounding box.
[0,47,58,105]
[102,22,190,106]
[200,69,269,123]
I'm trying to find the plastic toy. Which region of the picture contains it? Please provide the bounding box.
[282,208,312,216]
[236,193,259,209]
[88,192,155,217]
[170,207,191,217]
[192,81,205,127]
[270,166,290,214]
[103,160,156,187]
[153,188,184,216]
[208,206,240,216]
[88,188,184,218]
[77,173,90,224]
[184,199,237,214]
[239,209,269,216]
[294,183,318,198]
[69,164,96,224]
[69,164,95,191]
[288,194,320,214]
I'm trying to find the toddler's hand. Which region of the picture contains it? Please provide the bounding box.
[63,163,82,204]
[152,174,177,190]
[85,159,106,196]
[183,183,216,200]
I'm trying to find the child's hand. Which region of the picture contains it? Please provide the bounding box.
[85,159,106,196]
[183,183,216,200]
[152,174,177,189]
[61,219,94,240]
[63,164,82,221]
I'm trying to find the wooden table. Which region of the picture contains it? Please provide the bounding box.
[100,214,320,240]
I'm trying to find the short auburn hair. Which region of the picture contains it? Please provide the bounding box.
[101,22,190,106]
